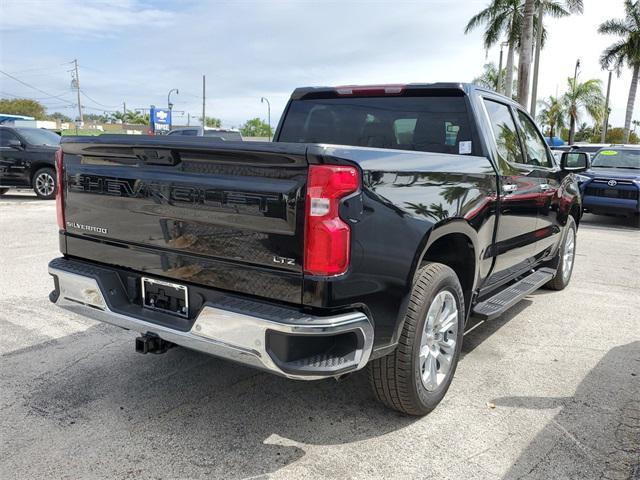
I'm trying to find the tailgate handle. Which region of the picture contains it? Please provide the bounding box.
[133,148,179,166]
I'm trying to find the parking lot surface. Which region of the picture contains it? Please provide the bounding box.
[1,191,638,480]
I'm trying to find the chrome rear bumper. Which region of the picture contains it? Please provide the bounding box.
[49,258,373,380]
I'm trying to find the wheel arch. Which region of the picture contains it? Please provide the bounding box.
[29,163,56,185]
[388,220,480,348]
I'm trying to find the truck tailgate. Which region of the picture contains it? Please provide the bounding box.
[60,136,307,304]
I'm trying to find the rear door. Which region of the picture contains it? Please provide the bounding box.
[61,138,308,304]
[481,98,540,288]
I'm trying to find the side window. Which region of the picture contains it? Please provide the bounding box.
[483,99,525,165]
[0,130,18,147]
[516,110,553,168]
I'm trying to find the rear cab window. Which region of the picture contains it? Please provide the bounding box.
[278,94,477,155]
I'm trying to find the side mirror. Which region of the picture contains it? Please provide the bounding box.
[7,139,23,150]
[561,151,590,172]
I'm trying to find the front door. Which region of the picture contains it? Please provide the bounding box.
[513,108,563,259]
[0,130,28,186]
[482,98,540,289]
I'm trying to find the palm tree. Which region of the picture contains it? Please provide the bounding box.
[598,0,640,144]
[537,95,565,138]
[465,0,522,98]
[562,78,605,145]
[517,0,536,106]
[124,111,149,125]
[466,0,583,102]
[473,62,517,93]
[530,0,584,112]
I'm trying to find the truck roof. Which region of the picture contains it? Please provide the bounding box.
[290,82,513,103]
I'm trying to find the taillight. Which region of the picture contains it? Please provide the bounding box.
[304,165,359,276]
[55,148,65,230]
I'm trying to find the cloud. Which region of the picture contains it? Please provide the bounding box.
[0,0,636,129]
[0,0,174,34]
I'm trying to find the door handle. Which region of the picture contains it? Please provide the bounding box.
[539,183,550,191]
[502,183,517,193]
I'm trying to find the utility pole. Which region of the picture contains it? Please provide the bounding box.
[123,101,127,123]
[72,59,83,133]
[202,75,206,134]
[601,69,613,143]
[187,112,190,126]
[529,2,544,116]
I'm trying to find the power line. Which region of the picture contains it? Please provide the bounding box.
[80,90,120,108]
[5,61,74,75]
[0,69,73,102]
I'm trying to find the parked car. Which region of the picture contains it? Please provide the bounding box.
[576,146,640,226]
[167,127,243,141]
[48,83,587,415]
[0,126,61,199]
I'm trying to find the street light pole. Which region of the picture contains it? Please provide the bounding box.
[601,69,613,143]
[167,88,178,130]
[261,97,271,141]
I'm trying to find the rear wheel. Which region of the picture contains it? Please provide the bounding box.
[545,216,576,290]
[0,188,8,195]
[32,167,56,200]
[368,263,465,416]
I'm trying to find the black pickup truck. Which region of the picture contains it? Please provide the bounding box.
[48,83,589,415]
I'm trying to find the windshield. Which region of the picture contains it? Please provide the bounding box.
[278,95,475,155]
[15,128,60,146]
[591,149,640,169]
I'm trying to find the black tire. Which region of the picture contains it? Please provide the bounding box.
[368,263,465,416]
[0,188,9,195]
[32,167,56,200]
[545,215,577,290]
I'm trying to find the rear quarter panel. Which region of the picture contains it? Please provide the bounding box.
[304,145,498,349]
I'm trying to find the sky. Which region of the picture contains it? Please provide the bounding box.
[0,0,636,129]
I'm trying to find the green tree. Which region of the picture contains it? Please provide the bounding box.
[124,111,149,125]
[598,0,640,143]
[46,111,72,123]
[465,0,581,100]
[201,116,222,128]
[562,77,604,144]
[84,113,110,123]
[573,122,595,142]
[240,117,272,137]
[472,62,516,93]
[594,126,639,144]
[465,0,521,98]
[537,95,565,138]
[0,98,46,119]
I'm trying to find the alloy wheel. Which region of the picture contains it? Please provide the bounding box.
[35,172,55,197]
[419,290,458,391]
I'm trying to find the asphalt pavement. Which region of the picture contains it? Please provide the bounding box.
[1,191,638,479]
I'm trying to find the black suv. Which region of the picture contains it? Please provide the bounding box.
[0,126,61,199]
